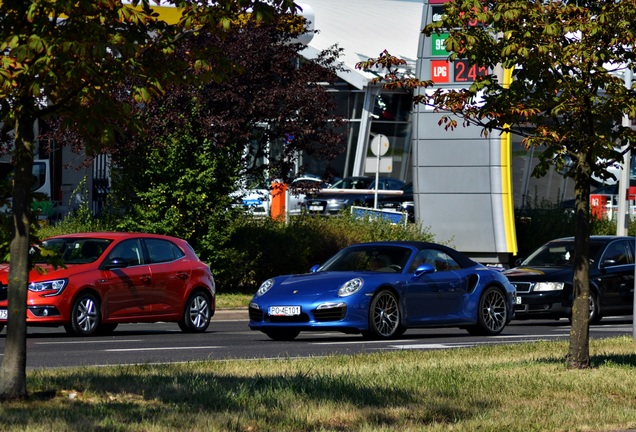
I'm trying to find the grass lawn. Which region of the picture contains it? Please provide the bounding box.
[2,336,636,431]
[216,292,252,309]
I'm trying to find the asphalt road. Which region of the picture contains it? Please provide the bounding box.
[1,310,633,370]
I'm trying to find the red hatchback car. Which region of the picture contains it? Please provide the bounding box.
[0,232,216,336]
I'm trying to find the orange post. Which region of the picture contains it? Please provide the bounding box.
[270,181,287,221]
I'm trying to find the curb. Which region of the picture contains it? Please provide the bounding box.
[214,308,248,321]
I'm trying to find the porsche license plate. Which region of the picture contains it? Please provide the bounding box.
[0,309,7,320]
[269,306,301,316]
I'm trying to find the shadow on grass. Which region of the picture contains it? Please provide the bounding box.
[3,366,497,430]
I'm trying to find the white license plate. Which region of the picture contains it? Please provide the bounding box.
[269,306,301,316]
[0,309,6,320]
[309,206,324,211]
[515,296,522,305]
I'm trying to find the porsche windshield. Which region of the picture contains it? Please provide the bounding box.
[319,245,412,272]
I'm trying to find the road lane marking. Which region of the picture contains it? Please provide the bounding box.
[105,346,221,352]
[35,339,144,345]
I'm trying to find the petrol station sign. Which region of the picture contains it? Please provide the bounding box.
[425,0,489,84]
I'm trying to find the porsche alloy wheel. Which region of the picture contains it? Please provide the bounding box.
[366,289,402,339]
[467,286,507,336]
[178,291,212,333]
[65,292,100,336]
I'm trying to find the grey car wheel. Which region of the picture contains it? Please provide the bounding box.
[65,292,100,336]
[467,286,508,336]
[366,289,402,339]
[178,291,212,333]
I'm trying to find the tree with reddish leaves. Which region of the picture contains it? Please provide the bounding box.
[110,18,344,272]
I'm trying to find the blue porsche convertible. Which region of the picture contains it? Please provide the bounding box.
[249,241,516,340]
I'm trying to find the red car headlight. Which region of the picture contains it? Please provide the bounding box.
[28,279,68,296]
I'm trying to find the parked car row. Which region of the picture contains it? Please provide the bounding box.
[236,175,414,220]
[303,176,408,216]
[0,232,632,339]
[234,174,332,216]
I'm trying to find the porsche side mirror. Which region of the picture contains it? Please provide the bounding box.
[412,263,435,278]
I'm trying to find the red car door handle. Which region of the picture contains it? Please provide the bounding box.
[176,272,189,280]
[140,275,151,283]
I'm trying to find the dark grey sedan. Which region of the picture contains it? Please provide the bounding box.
[504,236,635,323]
[304,176,406,215]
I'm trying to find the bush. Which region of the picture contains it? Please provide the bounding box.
[210,213,434,293]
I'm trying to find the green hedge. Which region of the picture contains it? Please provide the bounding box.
[209,214,434,293]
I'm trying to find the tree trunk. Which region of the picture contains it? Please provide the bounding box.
[0,113,35,400]
[566,157,591,369]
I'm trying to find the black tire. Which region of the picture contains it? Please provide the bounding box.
[65,292,101,336]
[178,291,212,333]
[97,323,118,335]
[466,286,508,336]
[589,291,602,324]
[365,289,403,339]
[264,329,301,341]
[568,291,602,324]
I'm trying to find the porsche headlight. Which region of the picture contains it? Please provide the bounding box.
[256,278,274,297]
[533,282,564,292]
[28,279,67,296]
[338,278,364,297]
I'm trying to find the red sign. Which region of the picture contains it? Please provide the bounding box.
[431,60,450,83]
[453,60,488,82]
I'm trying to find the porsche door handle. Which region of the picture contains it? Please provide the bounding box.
[176,272,189,280]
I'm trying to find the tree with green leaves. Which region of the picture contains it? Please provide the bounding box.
[0,0,296,400]
[357,0,636,368]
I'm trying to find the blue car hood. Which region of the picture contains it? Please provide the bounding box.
[504,266,574,282]
[272,271,378,295]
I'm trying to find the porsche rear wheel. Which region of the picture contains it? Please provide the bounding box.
[466,286,507,336]
[365,289,403,339]
[264,329,300,341]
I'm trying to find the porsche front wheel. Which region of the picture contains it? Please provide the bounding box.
[365,289,403,339]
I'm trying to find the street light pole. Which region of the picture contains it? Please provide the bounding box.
[617,68,632,237]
